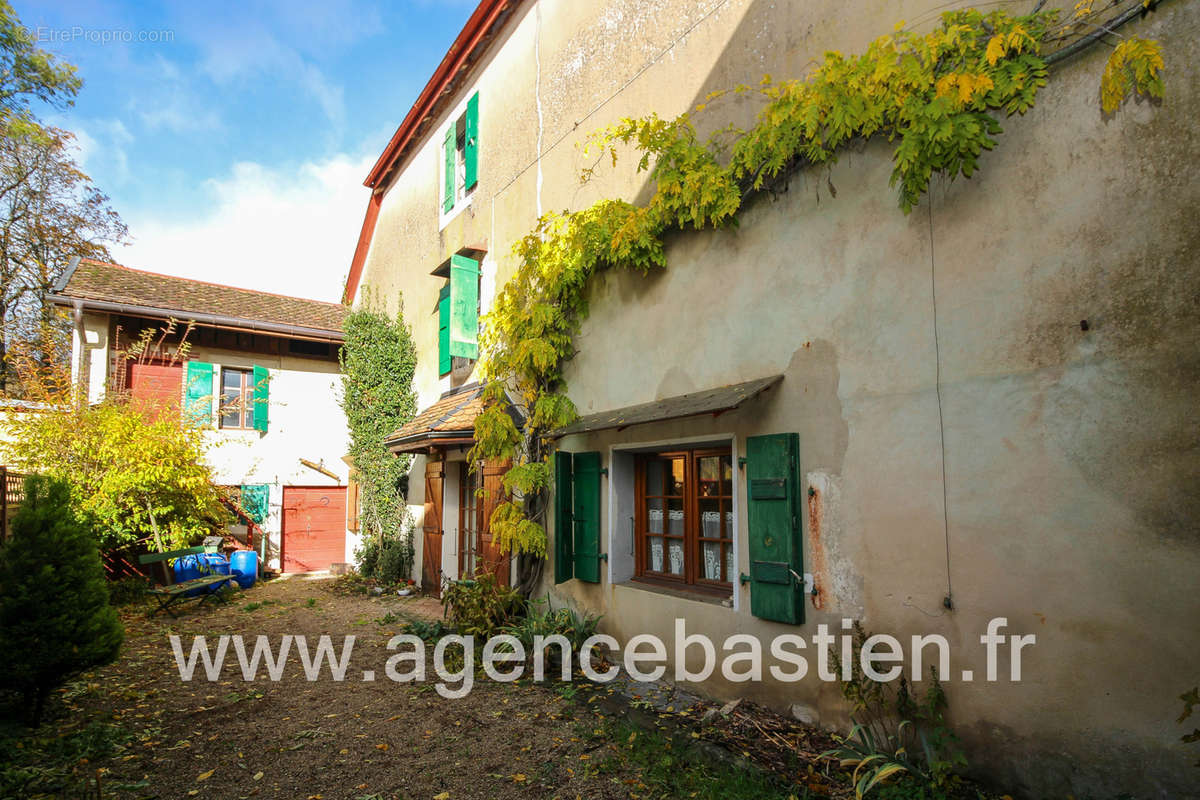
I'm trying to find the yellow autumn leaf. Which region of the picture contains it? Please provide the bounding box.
[985,35,1005,66]
[196,769,214,782]
[512,774,527,783]
[252,772,264,781]
[433,793,450,800]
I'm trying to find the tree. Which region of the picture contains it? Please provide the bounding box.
[0,475,123,725]
[0,0,81,131]
[1,321,230,552]
[0,126,127,393]
[339,295,417,570]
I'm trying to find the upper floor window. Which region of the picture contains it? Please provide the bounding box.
[220,367,256,429]
[442,91,479,216]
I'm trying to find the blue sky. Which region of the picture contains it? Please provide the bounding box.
[15,0,477,301]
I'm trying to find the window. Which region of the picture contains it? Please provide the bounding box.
[436,254,480,376]
[220,368,255,429]
[635,449,734,595]
[442,92,479,215]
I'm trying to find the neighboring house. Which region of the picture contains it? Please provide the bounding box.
[49,259,354,574]
[343,1,1198,795]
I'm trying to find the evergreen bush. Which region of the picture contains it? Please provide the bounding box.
[0,476,124,724]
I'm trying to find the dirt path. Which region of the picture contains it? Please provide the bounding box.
[53,576,650,799]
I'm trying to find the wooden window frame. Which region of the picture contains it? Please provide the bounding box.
[633,448,734,598]
[219,367,255,430]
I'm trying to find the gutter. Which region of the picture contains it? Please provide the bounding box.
[46,293,346,343]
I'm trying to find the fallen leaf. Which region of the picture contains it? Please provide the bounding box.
[197,769,214,782]
[252,772,264,781]
[433,793,450,800]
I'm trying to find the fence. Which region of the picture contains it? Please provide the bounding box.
[1,466,25,543]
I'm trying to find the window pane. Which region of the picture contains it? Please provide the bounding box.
[721,456,733,496]
[698,456,720,497]
[220,370,242,427]
[699,498,720,539]
[645,460,665,496]
[667,539,684,575]
[669,458,684,495]
[724,542,735,584]
[647,536,665,572]
[702,541,722,581]
[667,498,684,535]
[646,497,664,534]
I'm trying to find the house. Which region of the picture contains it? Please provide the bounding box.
[342,0,1199,795]
[49,258,355,574]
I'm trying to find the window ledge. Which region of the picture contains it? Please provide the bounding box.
[616,578,733,609]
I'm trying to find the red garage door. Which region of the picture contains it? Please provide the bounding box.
[281,486,347,573]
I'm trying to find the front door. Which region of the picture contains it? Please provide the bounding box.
[422,459,444,597]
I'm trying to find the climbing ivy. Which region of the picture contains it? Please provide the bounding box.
[473,4,1168,558]
[340,294,418,562]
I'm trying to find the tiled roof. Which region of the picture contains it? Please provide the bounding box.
[53,259,348,334]
[387,384,485,447]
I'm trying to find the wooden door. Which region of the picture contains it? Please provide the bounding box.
[422,459,445,597]
[280,486,347,572]
[477,459,512,587]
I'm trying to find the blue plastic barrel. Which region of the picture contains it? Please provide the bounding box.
[199,553,232,593]
[229,550,258,589]
[172,554,206,596]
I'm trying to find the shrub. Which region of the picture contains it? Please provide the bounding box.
[441,572,523,639]
[375,537,413,585]
[503,596,602,657]
[0,476,124,724]
[826,622,965,798]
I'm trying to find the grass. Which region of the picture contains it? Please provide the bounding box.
[597,719,799,799]
[0,716,133,798]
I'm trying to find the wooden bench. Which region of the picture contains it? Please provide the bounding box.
[137,546,233,617]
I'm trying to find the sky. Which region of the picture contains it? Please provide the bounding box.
[14,0,478,303]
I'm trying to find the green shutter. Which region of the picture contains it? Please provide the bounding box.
[183,361,213,428]
[252,365,269,433]
[448,254,479,360]
[464,92,479,190]
[437,283,451,375]
[572,451,602,583]
[442,126,455,212]
[554,451,574,584]
[746,433,804,624]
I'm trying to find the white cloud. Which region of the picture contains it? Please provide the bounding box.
[68,117,134,185]
[118,151,376,303]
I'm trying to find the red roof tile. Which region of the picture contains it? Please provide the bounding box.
[53,259,347,334]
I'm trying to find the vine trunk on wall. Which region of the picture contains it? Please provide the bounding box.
[470,2,1168,566]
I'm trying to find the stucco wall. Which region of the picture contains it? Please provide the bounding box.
[354,0,1199,795]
